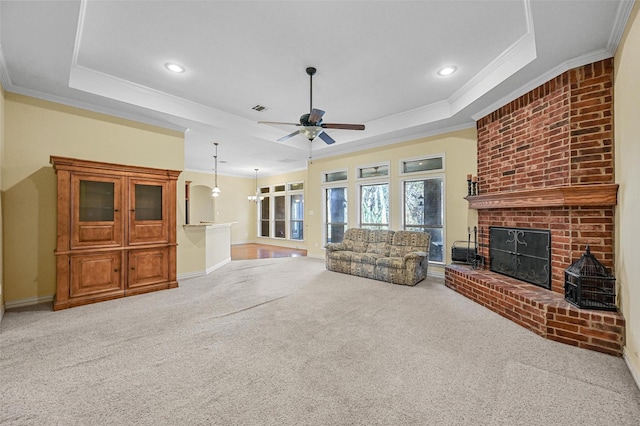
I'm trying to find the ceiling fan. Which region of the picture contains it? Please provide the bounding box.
[258,67,365,145]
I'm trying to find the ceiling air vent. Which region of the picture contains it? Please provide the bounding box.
[252,105,267,112]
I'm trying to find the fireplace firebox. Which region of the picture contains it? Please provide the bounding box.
[489,227,551,289]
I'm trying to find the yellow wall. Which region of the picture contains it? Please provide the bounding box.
[306,128,478,276]
[0,84,5,318]
[182,170,256,244]
[2,93,184,304]
[614,1,640,383]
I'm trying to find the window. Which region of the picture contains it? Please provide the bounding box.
[274,195,285,238]
[358,164,389,179]
[257,182,303,241]
[360,183,389,230]
[290,194,304,240]
[323,170,348,183]
[401,156,444,174]
[260,197,270,237]
[289,182,303,191]
[325,187,347,244]
[403,177,444,263]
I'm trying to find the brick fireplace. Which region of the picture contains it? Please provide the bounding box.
[445,59,625,356]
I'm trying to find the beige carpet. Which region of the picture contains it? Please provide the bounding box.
[1,257,639,425]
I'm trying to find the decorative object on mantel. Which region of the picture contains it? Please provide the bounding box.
[212,142,221,197]
[247,168,265,203]
[466,174,478,196]
[564,246,617,311]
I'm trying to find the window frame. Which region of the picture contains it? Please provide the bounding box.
[289,182,304,241]
[399,153,445,176]
[400,172,446,265]
[257,181,305,241]
[322,169,349,246]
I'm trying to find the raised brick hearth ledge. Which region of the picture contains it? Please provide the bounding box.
[445,264,625,356]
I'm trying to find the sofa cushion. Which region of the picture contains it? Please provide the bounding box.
[365,230,394,256]
[390,231,431,257]
[328,250,356,262]
[342,228,370,253]
[375,256,405,269]
[351,252,385,265]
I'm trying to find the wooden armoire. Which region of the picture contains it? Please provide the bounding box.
[51,156,181,310]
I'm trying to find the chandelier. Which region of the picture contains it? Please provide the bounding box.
[247,168,264,203]
[212,142,221,197]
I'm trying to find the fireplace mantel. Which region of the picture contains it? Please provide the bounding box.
[465,184,618,209]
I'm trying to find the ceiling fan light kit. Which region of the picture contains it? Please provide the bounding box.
[258,67,365,145]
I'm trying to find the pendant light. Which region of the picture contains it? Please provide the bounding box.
[247,168,264,203]
[212,142,221,197]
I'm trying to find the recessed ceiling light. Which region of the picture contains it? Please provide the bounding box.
[437,66,457,76]
[165,63,185,73]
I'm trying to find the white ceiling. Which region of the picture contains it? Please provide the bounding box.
[0,0,634,178]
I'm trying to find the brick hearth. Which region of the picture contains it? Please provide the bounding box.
[445,265,625,356]
[445,58,625,356]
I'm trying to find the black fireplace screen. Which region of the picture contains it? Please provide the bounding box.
[490,227,551,289]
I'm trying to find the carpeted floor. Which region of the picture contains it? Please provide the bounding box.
[1,257,639,425]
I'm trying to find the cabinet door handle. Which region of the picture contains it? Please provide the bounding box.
[131,267,135,270]
[114,269,119,272]
[114,209,119,212]
[130,209,135,212]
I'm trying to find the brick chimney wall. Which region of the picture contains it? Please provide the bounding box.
[475,59,614,294]
[445,59,623,356]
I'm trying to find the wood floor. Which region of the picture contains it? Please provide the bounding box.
[231,243,307,260]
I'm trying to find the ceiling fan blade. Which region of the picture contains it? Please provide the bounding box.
[278,130,301,142]
[258,121,301,126]
[321,123,365,130]
[308,108,325,125]
[318,131,336,145]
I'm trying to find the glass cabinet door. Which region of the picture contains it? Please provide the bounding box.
[129,179,169,244]
[71,175,123,248]
[134,184,163,220]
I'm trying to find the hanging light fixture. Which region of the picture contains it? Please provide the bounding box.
[247,168,264,203]
[212,142,221,197]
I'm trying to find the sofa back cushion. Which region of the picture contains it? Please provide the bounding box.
[366,230,395,256]
[342,228,370,253]
[390,231,431,257]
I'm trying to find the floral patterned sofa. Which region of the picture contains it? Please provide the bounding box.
[325,228,430,286]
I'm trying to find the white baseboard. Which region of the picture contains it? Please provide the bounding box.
[5,294,54,309]
[177,271,205,281]
[206,258,231,274]
[624,348,640,391]
[178,257,232,281]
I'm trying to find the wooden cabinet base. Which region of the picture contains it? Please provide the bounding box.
[53,282,178,311]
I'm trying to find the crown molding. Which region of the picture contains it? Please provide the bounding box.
[471,48,613,122]
[608,0,636,54]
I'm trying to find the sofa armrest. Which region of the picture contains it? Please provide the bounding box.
[404,251,428,261]
[325,243,346,252]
